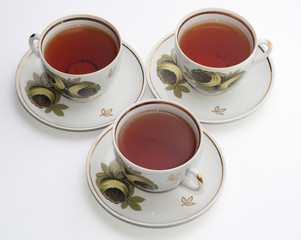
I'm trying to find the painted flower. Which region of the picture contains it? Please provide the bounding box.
[50,74,68,90]
[27,86,60,108]
[183,66,245,93]
[25,72,69,116]
[218,70,245,90]
[156,49,190,98]
[96,161,134,204]
[96,159,157,211]
[116,158,158,191]
[191,69,221,86]
[66,81,100,98]
[157,62,183,85]
[47,72,101,99]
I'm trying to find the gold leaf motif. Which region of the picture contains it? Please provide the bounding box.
[181,196,196,206]
[106,67,116,79]
[167,173,181,182]
[100,108,113,117]
[212,106,227,115]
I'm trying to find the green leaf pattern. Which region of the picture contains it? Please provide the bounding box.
[25,71,101,116]
[25,72,69,116]
[157,49,190,98]
[156,48,246,95]
[95,159,158,211]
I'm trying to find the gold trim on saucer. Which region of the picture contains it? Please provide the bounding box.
[16,43,145,131]
[87,128,225,228]
[147,33,274,124]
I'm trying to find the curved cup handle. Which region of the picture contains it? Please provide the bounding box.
[29,33,41,56]
[254,39,273,63]
[181,168,204,191]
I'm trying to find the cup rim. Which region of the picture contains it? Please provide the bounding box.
[175,8,258,71]
[112,99,204,173]
[38,14,122,77]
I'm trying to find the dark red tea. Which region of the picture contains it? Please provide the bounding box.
[44,25,118,74]
[118,110,197,170]
[179,21,252,67]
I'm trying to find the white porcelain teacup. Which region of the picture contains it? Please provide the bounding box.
[174,8,272,95]
[112,99,204,193]
[29,14,122,102]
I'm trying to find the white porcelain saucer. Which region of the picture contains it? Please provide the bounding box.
[16,42,146,131]
[147,33,274,123]
[86,126,224,228]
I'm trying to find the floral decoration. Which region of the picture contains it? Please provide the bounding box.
[183,66,245,94]
[47,72,101,99]
[181,196,196,207]
[100,108,113,117]
[96,158,158,211]
[156,49,190,98]
[212,106,227,115]
[25,72,69,116]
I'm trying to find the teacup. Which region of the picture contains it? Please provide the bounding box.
[112,99,204,192]
[174,8,273,95]
[29,14,122,102]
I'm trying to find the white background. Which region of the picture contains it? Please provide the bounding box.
[1,0,300,239]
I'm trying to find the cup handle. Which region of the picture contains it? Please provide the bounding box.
[253,39,273,63]
[29,33,40,56]
[181,168,204,191]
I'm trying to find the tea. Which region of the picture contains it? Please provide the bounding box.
[179,21,252,67]
[44,25,118,74]
[118,110,197,170]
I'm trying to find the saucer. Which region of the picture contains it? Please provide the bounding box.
[146,33,274,123]
[87,126,225,228]
[16,42,146,131]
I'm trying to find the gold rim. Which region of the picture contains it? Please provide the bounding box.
[16,43,145,131]
[147,33,273,123]
[87,127,224,228]
[177,10,256,50]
